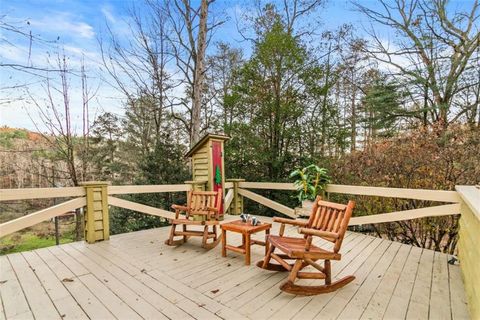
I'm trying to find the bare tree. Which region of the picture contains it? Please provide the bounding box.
[354,0,480,126]
[0,17,62,75]
[159,0,223,145]
[28,53,96,240]
[237,0,325,42]
[99,2,173,144]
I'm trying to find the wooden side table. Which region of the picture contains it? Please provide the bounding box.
[221,220,272,265]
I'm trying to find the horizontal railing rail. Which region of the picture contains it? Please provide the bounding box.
[238,188,296,218]
[238,182,296,190]
[108,196,176,219]
[108,184,190,195]
[237,182,462,223]
[237,182,461,202]
[0,187,86,201]
[224,189,234,211]
[0,183,195,238]
[0,197,87,236]
[348,203,460,225]
[224,182,234,189]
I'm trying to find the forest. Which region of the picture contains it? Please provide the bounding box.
[0,0,479,255]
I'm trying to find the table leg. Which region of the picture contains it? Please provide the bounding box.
[221,230,227,257]
[265,228,270,256]
[245,233,251,265]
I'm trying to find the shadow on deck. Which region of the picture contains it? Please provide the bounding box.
[0,217,469,320]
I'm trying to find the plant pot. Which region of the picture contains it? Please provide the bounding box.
[302,200,314,211]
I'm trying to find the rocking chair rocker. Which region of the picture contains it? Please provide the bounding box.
[165,189,223,249]
[257,196,355,295]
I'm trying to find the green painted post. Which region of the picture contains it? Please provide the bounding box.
[80,181,110,244]
[226,179,245,215]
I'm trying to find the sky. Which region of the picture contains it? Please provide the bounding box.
[0,0,475,132]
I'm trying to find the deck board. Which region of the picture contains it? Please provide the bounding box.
[0,256,32,319]
[383,245,423,319]
[0,217,470,320]
[359,244,412,320]
[35,247,116,319]
[406,248,434,320]
[6,253,61,320]
[429,251,452,320]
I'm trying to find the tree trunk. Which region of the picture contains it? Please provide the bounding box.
[350,85,357,152]
[191,0,209,145]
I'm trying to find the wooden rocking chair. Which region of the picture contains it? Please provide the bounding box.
[257,196,355,295]
[165,189,223,249]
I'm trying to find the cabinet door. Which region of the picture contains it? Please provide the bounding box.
[212,140,224,214]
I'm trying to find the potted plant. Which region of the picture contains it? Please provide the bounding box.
[290,165,330,210]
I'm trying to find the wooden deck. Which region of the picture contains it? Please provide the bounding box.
[0,217,470,320]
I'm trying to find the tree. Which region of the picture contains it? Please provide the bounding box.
[90,112,126,182]
[331,124,480,254]
[28,54,94,186]
[207,42,244,132]
[109,134,189,234]
[191,0,209,144]
[100,1,173,145]
[361,70,404,142]
[160,0,223,145]
[354,0,480,126]
[0,17,62,76]
[233,10,308,180]
[28,53,95,240]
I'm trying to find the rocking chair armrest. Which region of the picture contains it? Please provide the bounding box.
[172,204,188,211]
[273,217,308,227]
[298,228,339,240]
[172,204,189,219]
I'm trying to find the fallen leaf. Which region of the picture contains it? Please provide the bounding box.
[210,289,219,294]
[159,252,163,255]
[141,269,147,273]
[61,314,66,318]
[173,259,178,261]
[198,303,206,307]
[150,241,154,244]
[104,279,109,282]
[62,278,74,282]
[0,280,7,284]
[227,263,231,267]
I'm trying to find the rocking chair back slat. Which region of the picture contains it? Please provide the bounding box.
[306,196,355,250]
[188,189,222,217]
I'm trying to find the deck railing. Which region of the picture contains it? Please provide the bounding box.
[0,181,197,242]
[0,181,478,318]
[235,182,462,224]
[455,186,480,319]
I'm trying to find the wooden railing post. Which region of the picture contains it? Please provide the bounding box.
[456,186,480,319]
[226,179,245,215]
[80,181,110,244]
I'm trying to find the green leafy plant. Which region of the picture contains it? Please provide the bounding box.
[290,165,330,202]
